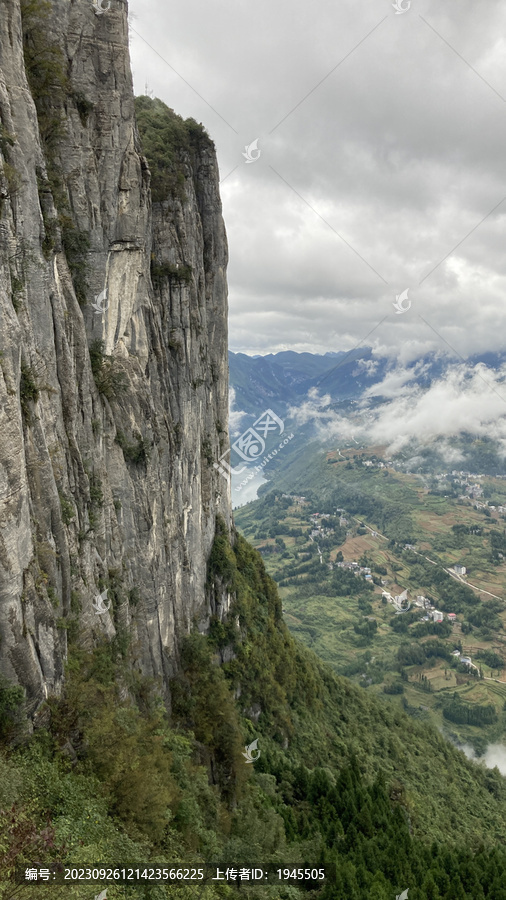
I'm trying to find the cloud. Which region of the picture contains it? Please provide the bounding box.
[460,743,506,776]
[353,358,381,377]
[361,360,433,400]
[129,0,506,358]
[289,364,506,455]
[228,387,248,436]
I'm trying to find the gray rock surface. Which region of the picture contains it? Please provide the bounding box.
[0,0,231,714]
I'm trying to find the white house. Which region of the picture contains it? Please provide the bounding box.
[454,565,467,575]
[432,610,444,622]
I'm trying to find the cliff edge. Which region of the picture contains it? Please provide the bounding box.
[0,0,231,715]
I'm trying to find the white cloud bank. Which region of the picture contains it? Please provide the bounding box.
[289,363,506,456]
[228,387,248,437]
[460,742,506,777]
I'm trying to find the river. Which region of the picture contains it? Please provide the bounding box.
[231,471,268,508]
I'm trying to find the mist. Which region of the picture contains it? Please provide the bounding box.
[459,743,506,776]
[288,362,506,456]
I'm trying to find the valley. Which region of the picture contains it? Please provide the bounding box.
[236,444,506,755]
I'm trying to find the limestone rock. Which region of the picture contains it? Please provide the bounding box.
[0,0,231,713]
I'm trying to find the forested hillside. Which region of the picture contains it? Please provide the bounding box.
[3,524,506,899]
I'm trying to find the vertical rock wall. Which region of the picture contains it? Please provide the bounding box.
[0,0,231,714]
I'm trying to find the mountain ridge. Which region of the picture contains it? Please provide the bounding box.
[229,348,506,421]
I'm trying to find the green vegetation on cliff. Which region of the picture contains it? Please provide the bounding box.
[3,525,506,898]
[134,96,212,203]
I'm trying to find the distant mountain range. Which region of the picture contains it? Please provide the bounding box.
[229,348,506,420]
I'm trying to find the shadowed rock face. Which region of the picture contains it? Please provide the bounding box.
[0,0,231,715]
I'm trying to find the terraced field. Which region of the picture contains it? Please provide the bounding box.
[236,448,506,750]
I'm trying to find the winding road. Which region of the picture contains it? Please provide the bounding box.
[345,514,504,603]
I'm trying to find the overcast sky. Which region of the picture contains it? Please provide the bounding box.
[128,0,506,361]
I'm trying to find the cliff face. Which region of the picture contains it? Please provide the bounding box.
[0,0,231,715]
